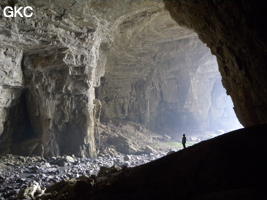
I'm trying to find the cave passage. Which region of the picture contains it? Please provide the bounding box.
[0,0,244,158]
[97,33,243,143]
[1,0,267,199]
[171,45,244,140]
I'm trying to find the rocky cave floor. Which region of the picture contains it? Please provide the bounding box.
[1,125,267,200]
[0,152,166,200]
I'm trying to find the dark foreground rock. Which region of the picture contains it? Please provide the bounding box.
[39,125,267,200]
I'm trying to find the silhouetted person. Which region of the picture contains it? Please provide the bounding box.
[40,144,44,159]
[182,134,187,149]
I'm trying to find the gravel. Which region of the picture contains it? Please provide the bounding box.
[0,152,166,200]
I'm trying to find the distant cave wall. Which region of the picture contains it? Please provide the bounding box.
[208,79,240,131]
[97,37,239,136]
[164,0,267,127]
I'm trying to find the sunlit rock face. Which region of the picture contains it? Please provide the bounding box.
[97,35,240,136]
[165,0,267,127]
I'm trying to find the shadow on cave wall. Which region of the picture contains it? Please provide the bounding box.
[0,90,37,155]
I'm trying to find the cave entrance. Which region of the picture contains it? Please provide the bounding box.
[97,37,242,141]
[96,8,242,152]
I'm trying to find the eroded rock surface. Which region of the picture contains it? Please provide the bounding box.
[0,0,112,156]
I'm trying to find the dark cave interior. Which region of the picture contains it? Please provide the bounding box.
[1,0,267,199]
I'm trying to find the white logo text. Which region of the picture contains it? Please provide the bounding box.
[3,6,34,18]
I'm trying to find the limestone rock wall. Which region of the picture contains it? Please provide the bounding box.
[0,0,112,156]
[0,47,23,136]
[97,37,240,136]
[0,0,180,156]
[164,0,267,127]
[0,47,26,154]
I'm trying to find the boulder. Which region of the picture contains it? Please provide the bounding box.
[17,181,44,199]
[65,156,76,163]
